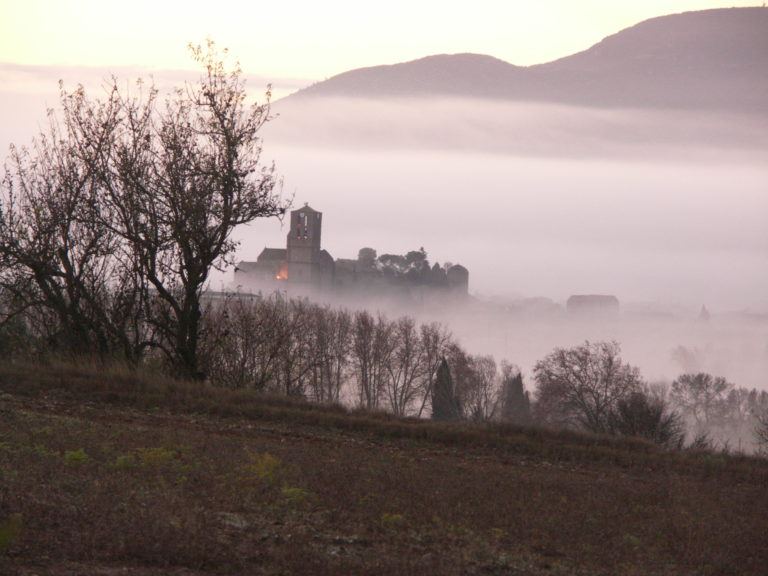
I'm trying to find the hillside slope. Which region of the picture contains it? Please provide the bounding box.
[284,8,768,113]
[2,363,768,575]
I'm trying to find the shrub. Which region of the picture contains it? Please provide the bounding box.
[0,514,22,554]
[609,391,685,449]
[138,447,178,468]
[241,451,281,484]
[63,448,90,468]
[282,487,311,506]
[380,513,407,530]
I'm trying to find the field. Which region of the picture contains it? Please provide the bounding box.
[1,362,767,575]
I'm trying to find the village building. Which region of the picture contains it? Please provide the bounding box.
[566,294,620,316]
[234,204,469,298]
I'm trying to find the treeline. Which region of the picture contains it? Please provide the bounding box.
[204,302,768,452]
[200,293,526,421]
[3,286,768,452]
[531,341,768,452]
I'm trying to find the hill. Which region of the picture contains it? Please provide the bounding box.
[284,8,768,113]
[1,362,767,575]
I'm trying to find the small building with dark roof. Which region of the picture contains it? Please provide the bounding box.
[566,294,620,316]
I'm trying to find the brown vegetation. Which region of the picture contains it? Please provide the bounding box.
[1,361,767,575]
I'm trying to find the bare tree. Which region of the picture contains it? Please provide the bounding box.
[533,341,643,433]
[351,310,378,410]
[462,355,498,422]
[62,41,287,378]
[670,373,733,434]
[200,294,286,390]
[307,306,352,404]
[0,110,143,360]
[416,322,453,417]
[756,409,768,455]
[383,316,424,416]
[351,310,394,410]
[273,298,319,397]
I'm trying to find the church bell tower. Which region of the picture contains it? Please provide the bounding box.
[286,204,323,284]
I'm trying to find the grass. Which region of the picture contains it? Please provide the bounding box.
[1,360,767,575]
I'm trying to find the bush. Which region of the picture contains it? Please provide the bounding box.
[608,391,685,449]
[63,448,90,468]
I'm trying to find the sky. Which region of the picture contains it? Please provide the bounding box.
[0,1,761,82]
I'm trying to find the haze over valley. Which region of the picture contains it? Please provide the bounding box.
[234,8,768,391]
[253,7,767,308]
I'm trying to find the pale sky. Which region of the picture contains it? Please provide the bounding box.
[0,1,760,82]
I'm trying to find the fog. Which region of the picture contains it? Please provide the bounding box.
[0,63,304,161]
[243,98,768,310]
[231,96,768,390]
[240,147,767,306]
[2,74,766,391]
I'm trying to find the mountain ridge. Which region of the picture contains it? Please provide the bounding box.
[282,7,768,113]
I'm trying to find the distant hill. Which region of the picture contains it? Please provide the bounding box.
[282,8,768,113]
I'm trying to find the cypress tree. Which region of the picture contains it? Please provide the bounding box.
[432,357,461,421]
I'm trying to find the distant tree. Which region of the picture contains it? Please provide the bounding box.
[533,341,643,433]
[274,299,317,397]
[444,342,475,418]
[378,254,408,274]
[497,362,531,424]
[357,247,377,267]
[201,294,285,390]
[432,357,460,421]
[608,389,685,449]
[383,316,425,416]
[351,310,393,410]
[670,373,733,433]
[415,322,454,417]
[307,306,352,404]
[670,345,706,374]
[378,248,432,281]
[405,247,427,267]
[462,355,498,422]
[756,409,768,455]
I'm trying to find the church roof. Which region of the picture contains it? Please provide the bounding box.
[257,248,287,262]
[234,260,260,273]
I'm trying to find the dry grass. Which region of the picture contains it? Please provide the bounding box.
[1,360,767,575]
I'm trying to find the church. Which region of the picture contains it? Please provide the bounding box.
[234,204,335,289]
[234,204,469,297]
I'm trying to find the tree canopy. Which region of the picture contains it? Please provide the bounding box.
[0,41,288,378]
